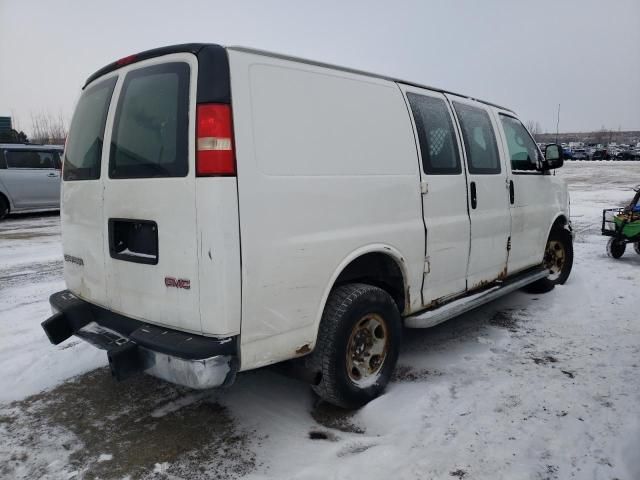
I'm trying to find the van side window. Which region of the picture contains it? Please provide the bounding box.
[499,115,541,171]
[407,93,461,175]
[6,150,55,169]
[110,62,189,179]
[453,102,501,174]
[64,77,117,181]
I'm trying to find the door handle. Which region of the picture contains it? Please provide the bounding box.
[47,172,58,177]
[470,181,477,209]
[509,180,515,204]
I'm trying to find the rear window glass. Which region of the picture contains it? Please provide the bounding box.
[63,77,117,180]
[407,93,461,175]
[453,102,501,174]
[109,62,189,179]
[6,150,59,169]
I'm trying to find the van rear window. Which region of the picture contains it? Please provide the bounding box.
[109,63,189,178]
[63,77,117,180]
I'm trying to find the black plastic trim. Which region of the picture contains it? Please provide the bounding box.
[46,290,238,360]
[84,44,231,105]
[108,218,159,265]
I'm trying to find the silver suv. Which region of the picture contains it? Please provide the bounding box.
[0,144,63,219]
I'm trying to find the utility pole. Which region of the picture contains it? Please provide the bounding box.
[555,103,560,144]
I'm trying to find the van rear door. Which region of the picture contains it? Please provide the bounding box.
[101,55,202,334]
[63,46,241,338]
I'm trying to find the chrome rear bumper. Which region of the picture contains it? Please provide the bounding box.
[43,290,238,390]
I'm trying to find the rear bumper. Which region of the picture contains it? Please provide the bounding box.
[42,290,239,390]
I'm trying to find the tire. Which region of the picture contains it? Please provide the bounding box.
[0,196,9,220]
[607,237,626,259]
[635,242,640,255]
[308,283,402,409]
[524,228,574,294]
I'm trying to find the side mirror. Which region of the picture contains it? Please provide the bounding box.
[541,144,564,170]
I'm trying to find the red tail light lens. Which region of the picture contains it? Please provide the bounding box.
[116,54,137,66]
[196,104,236,176]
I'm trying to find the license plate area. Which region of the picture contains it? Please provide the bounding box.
[109,218,158,265]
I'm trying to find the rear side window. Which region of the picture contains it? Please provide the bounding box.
[64,77,117,180]
[499,115,541,171]
[453,102,501,174]
[109,63,189,178]
[407,93,461,175]
[6,150,57,169]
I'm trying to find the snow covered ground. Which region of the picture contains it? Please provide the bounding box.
[0,161,639,479]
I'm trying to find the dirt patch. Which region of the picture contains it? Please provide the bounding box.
[0,231,59,240]
[311,402,364,434]
[0,260,62,290]
[488,308,530,333]
[392,364,437,382]
[532,355,558,365]
[1,368,255,479]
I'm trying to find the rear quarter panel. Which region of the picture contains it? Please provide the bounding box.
[228,50,424,370]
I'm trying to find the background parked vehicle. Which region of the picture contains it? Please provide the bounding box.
[592,149,611,160]
[0,143,63,219]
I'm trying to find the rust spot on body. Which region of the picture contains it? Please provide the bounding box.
[296,344,311,355]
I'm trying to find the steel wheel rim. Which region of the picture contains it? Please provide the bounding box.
[346,313,389,386]
[544,240,565,281]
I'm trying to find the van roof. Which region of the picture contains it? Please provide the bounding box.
[85,43,514,114]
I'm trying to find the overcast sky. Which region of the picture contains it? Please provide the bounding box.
[1,0,638,135]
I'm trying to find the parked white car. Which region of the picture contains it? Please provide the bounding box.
[42,44,573,408]
[0,143,63,219]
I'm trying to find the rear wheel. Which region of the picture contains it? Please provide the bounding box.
[607,238,626,259]
[525,228,574,294]
[0,196,9,220]
[308,283,402,409]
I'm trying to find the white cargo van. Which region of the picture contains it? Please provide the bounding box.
[42,44,572,408]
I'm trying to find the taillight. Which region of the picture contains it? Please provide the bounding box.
[196,103,236,176]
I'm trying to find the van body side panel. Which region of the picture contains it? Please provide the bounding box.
[228,50,424,370]
[195,178,242,336]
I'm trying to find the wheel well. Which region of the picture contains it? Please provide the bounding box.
[333,252,406,313]
[550,215,569,234]
[0,192,9,212]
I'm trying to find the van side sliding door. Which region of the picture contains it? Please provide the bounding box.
[447,96,512,289]
[401,86,470,306]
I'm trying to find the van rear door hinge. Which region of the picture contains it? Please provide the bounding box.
[424,256,431,274]
[507,236,512,251]
[420,181,428,195]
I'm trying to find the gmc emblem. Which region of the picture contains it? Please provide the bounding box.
[165,277,191,290]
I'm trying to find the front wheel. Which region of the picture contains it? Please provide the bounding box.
[308,283,402,409]
[525,228,574,293]
[607,238,626,259]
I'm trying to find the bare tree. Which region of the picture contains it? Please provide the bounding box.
[525,120,542,140]
[30,112,67,145]
[593,126,608,145]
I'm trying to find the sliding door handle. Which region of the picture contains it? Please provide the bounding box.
[470,181,477,209]
[509,180,515,204]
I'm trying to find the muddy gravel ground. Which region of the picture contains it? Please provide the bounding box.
[1,162,639,479]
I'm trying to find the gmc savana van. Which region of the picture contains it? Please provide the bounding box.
[42,44,573,408]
